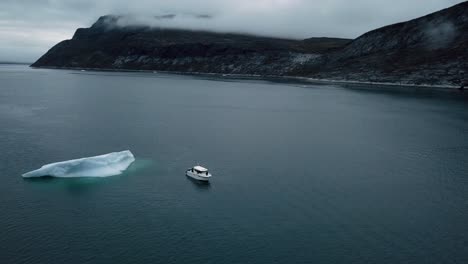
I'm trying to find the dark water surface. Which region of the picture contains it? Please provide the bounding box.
[1,65,467,264]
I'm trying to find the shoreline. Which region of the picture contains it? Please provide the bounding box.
[30,65,460,90]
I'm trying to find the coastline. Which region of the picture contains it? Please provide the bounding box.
[30,65,461,90]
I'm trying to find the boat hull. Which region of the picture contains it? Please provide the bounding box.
[186,171,211,181]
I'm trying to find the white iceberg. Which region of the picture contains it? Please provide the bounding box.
[22,150,135,178]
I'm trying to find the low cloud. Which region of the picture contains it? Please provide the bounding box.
[425,21,457,49]
[0,0,465,62]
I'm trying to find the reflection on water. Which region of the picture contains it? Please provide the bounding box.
[186,176,211,191]
[340,82,468,100]
[23,175,115,194]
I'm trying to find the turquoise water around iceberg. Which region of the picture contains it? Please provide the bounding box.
[1,65,468,264]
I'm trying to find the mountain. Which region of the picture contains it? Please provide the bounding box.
[0,61,31,65]
[32,15,350,76]
[295,1,468,86]
[32,1,468,87]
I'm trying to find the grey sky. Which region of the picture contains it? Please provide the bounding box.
[0,0,465,62]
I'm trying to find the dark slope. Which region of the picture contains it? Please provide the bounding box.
[33,2,467,86]
[297,1,468,86]
[301,37,351,53]
[32,15,349,75]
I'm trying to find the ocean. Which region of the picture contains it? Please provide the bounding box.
[1,64,467,264]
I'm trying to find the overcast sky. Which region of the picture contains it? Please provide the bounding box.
[0,0,465,62]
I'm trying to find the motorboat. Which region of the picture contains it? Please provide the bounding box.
[186,165,212,181]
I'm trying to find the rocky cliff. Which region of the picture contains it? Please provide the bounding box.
[32,15,349,76]
[297,1,468,86]
[32,1,468,87]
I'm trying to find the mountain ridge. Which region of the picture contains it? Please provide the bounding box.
[32,1,468,87]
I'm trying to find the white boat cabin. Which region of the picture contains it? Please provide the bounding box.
[192,166,209,174]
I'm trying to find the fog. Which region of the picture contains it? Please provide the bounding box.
[425,21,457,49]
[0,0,465,62]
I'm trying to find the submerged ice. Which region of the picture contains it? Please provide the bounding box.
[22,150,135,178]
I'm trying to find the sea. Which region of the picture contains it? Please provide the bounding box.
[1,64,468,264]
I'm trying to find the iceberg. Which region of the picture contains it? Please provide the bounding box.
[22,150,135,178]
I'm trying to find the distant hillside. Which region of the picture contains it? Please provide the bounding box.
[32,15,349,76]
[0,61,31,65]
[296,1,468,86]
[300,37,351,53]
[32,1,468,87]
